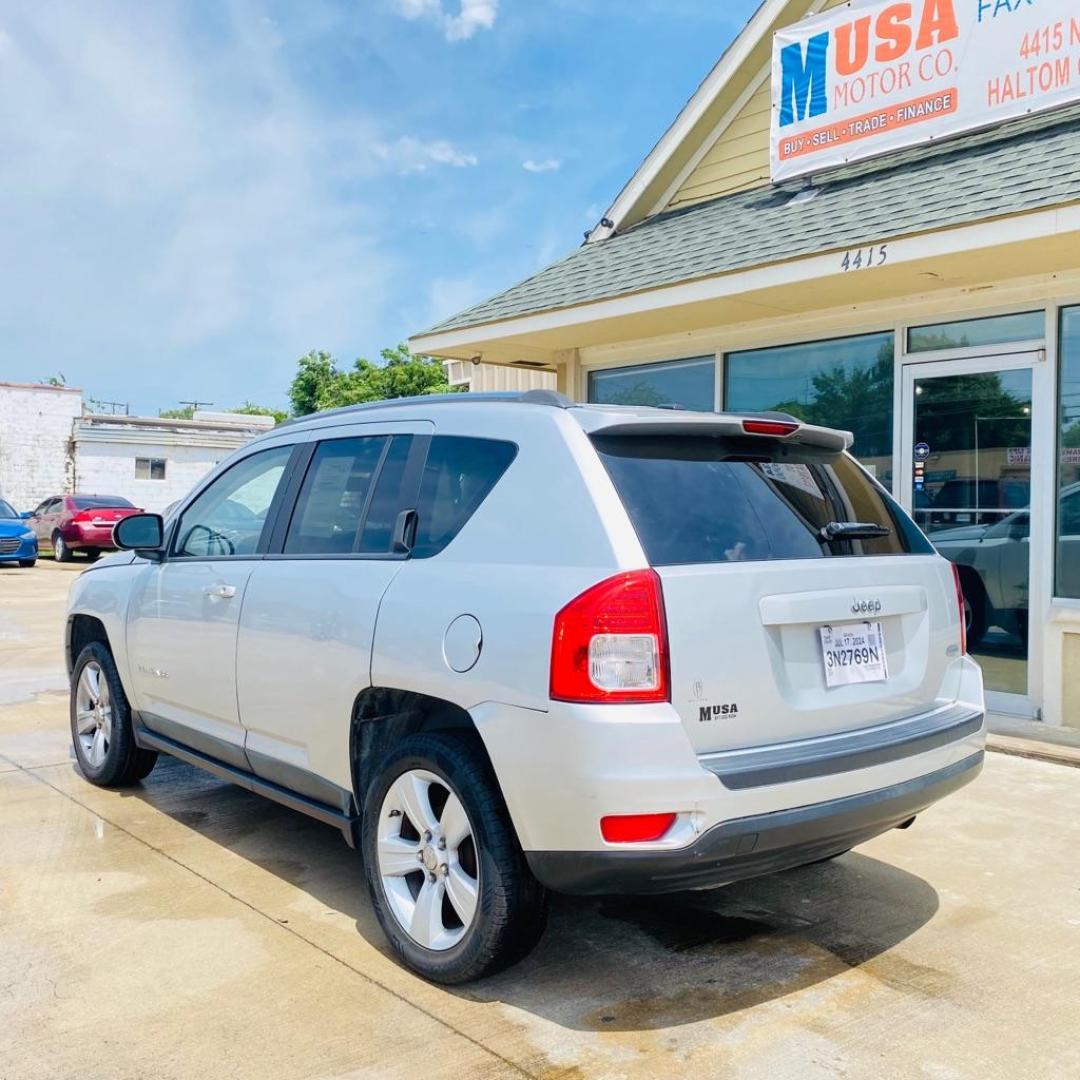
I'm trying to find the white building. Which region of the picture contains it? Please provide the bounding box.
[0,382,274,514]
[0,382,84,510]
[71,411,275,513]
[444,359,555,394]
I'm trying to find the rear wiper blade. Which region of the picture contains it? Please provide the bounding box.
[818,521,891,543]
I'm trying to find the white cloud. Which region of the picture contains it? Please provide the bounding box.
[393,0,497,42]
[372,136,479,175]
[522,158,562,174]
[0,2,393,411]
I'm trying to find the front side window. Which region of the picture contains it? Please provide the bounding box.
[174,445,292,558]
[1057,307,1080,598]
[588,356,715,413]
[725,332,894,484]
[412,437,517,559]
[0,499,17,519]
[284,437,387,555]
[594,434,931,567]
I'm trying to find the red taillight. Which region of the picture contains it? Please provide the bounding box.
[742,419,800,437]
[71,510,95,523]
[601,813,677,844]
[550,569,670,704]
[951,563,968,655]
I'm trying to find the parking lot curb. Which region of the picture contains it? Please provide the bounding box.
[987,734,1080,769]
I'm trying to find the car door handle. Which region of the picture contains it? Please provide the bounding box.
[205,584,237,599]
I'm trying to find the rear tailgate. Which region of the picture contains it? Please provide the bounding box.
[590,424,964,755]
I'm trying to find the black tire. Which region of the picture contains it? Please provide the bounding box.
[53,531,73,563]
[361,732,548,984]
[960,572,988,648]
[19,558,36,568]
[83,548,100,561]
[70,642,158,786]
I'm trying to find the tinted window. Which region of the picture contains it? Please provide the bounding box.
[412,437,517,559]
[72,496,135,510]
[285,437,386,555]
[358,436,414,555]
[175,446,292,557]
[1057,306,1080,597]
[725,332,894,484]
[594,435,932,567]
[589,356,715,412]
[0,500,17,519]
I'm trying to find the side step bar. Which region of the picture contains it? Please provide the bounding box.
[135,728,359,847]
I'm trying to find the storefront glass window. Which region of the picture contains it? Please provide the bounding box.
[587,356,715,412]
[725,332,894,483]
[907,311,1044,354]
[1056,307,1080,599]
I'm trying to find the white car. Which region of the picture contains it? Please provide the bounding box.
[66,391,985,983]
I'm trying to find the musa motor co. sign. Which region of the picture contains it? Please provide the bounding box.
[771,0,1080,182]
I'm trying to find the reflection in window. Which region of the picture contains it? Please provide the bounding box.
[908,311,1044,354]
[725,332,894,483]
[285,437,387,555]
[588,356,715,412]
[175,446,291,558]
[1057,307,1080,598]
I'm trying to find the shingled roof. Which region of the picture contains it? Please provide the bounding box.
[420,105,1080,338]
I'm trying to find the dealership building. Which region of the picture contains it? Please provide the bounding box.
[412,0,1080,728]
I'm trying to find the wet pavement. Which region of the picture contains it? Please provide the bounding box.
[2,560,1078,1079]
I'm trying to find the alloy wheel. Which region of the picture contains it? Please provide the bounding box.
[376,769,480,952]
[75,661,112,769]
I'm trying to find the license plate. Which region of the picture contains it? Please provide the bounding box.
[819,621,889,688]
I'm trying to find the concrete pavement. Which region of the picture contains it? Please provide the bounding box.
[1,560,1078,1079]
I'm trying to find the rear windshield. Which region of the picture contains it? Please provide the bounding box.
[72,496,134,510]
[593,434,933,566]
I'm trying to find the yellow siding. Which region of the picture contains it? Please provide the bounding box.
[666,0,850,211]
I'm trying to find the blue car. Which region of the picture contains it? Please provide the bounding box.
[0,498,38,567]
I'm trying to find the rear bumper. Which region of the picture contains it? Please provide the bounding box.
[64,524,117,548]
[526,751,983,895]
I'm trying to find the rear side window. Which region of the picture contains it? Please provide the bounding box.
[593,435,932,567]
[412,437,517,559]
[285,437,387,555]
[358,436,414,554]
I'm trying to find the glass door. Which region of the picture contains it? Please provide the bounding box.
[902,356,1037,713]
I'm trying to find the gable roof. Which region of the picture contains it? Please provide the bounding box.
[415,105,1080,342]
[588,0,822,242]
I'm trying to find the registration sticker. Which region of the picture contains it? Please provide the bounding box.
[819,622,889,688]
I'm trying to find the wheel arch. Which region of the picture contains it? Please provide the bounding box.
[349,688,502,819]
[66,613,111,677]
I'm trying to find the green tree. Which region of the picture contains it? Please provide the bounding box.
[289,349,338,416]
[230,402,288,425]
[289,344,456,414]
[159,405,195,420]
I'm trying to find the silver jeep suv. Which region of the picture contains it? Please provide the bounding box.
[66,391,985,982]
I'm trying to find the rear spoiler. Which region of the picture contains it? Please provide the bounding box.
[574,410,854,453]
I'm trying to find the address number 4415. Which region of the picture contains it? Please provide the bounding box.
[841,245,888,272]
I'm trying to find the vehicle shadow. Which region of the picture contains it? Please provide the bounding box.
[124,756,941,1033]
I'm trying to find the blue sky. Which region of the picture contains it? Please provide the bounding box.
[0,0,759,415]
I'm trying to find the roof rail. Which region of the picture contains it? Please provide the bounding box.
[279,389,574,428]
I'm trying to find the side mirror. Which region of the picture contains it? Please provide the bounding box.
[114,513,165,559]
[20,511,33,520]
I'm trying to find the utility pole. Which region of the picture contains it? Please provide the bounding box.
[179,400,213,412]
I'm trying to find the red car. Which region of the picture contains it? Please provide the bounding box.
[28,494,143,562]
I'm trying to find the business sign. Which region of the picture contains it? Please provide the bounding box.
[771,0,1080,182]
